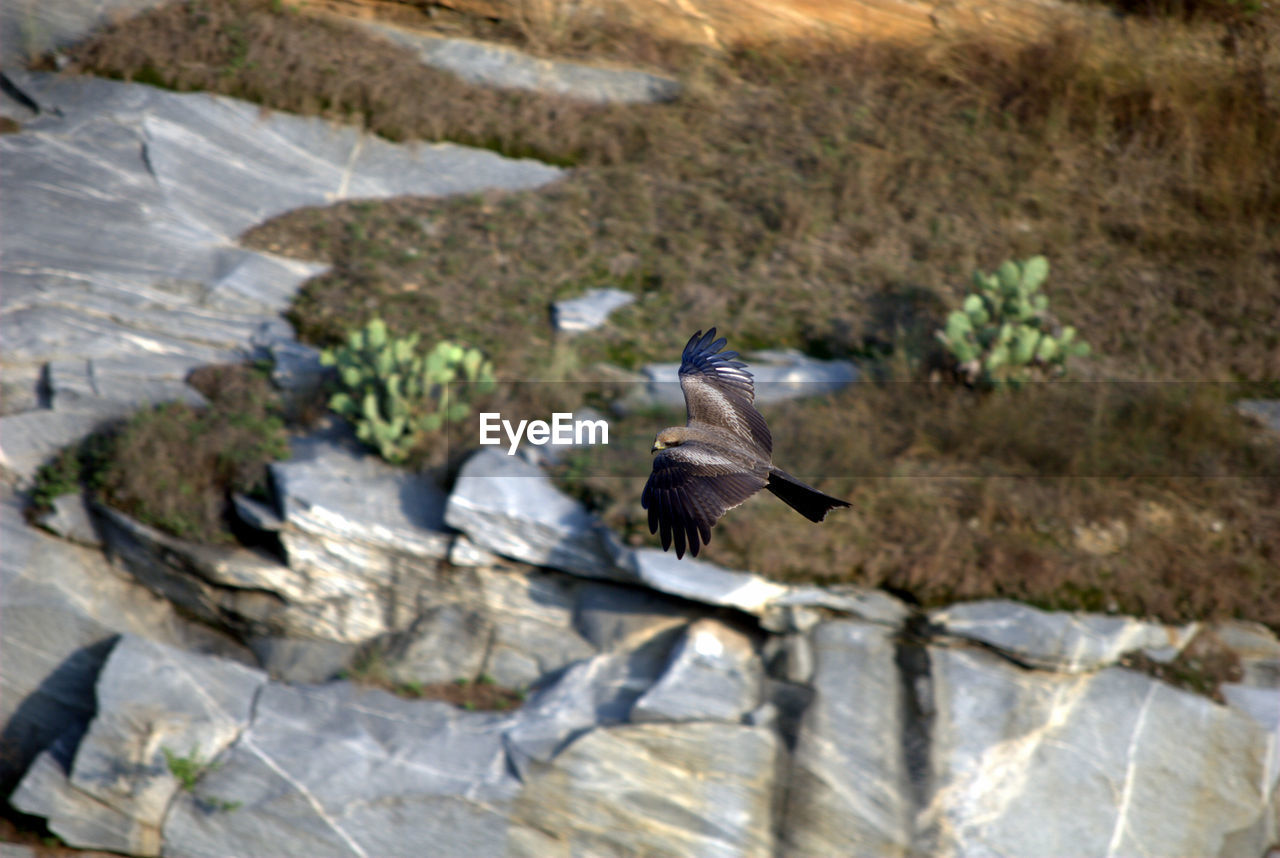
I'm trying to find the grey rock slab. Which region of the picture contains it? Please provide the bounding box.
[760,583,911,632]
[1214,622,1280,806]
[1,305,246,385]
[11,734,151,856]
[230,492,284,533]
[270,428,454,642]
[444,448,888,622]
[0,489,249,794]
[11,636,265,856]
[258,334,327,421]
[34,491,102,547]
[0,70,563,481]
[616,547,791,614]
[1224,681,1280,739]
[782,620,915,856]
[572,579,695,652]
[257,521,597,687]
[762,632,815,684]
[96,475,453,657]
[631,618,763,723]
[357,20,680,104]
[502,637,676,779]
[509,722,781,858]
[449,533,505,567]
[0,361,42,415]
[470,566,596,688]
[746,349,862,399]
[47,355,208,413]
[93,503,310,634]
[137,90,561,238]
[931,599,1197,671]
[1213,621,1280,678]
[72,639,263,823]
[0,406,120,484]
[922,645,1273,856]
[551,287,636,333]
[444,448,624,581]
[161,681,520,858]
[274,426,451,558]
[246,636,358,685]
[384,603,493,687]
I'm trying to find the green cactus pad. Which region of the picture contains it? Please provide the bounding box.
[321,320,498,463]
[1021,255,1049,291]
[937,255,1091,387]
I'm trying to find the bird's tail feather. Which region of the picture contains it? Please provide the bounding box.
[766,468,851,523]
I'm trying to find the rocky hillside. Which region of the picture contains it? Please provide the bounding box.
[2,1,1278,855]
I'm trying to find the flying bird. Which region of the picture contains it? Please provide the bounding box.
[641,328,851,559]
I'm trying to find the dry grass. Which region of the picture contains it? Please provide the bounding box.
[341,647,526,710]
[92,364,289,544]
[0,814,82,857]
[558,382,1280,626]
[57,0,675,166]
[58,0,1280,625]
[227,17,1279,380]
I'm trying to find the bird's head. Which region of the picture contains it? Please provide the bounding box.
[652,427,687,453]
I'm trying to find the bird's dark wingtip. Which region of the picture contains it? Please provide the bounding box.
[683,326,736,364]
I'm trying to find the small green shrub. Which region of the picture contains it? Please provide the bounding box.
[163,745,217,791]
[937,256,1091,388]
[96,364,289,543]
[320,318,496,464]
[28,446,85,517]
[162,745,241,811]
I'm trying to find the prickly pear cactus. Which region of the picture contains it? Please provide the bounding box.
[320,319,496,463]
[937,256,1091,387]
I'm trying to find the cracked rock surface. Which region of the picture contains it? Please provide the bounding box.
[11,444,1279,856]
[0,70,563,478]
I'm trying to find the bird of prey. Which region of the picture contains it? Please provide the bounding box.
[641,328,851,559]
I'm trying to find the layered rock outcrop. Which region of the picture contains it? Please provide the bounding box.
[2,21,1276,858]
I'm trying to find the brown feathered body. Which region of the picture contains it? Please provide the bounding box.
[641,328,851,558]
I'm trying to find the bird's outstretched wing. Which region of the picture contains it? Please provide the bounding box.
[640,443,768,558]
[678,328,772,456]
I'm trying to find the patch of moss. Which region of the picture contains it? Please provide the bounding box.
[26,430,115,524]
[28,446,84,518]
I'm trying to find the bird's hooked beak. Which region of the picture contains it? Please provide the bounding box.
[651,440,666,453]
